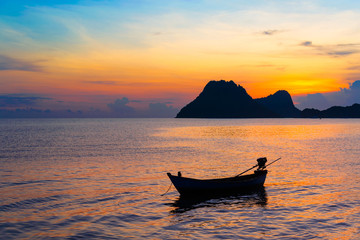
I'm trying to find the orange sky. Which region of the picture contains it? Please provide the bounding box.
[1,1,360,116]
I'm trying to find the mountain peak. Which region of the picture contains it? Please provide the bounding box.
[274,90,291,96]
[255,90,300,117]
[176,80,276,118]
[176,80,359,118]
[202,80,247,96]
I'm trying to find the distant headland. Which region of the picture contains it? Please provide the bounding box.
[176,80,360,118]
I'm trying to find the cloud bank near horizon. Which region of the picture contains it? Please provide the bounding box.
[0,95,179,118]
[294,80,360,110]
[1,80,360,118]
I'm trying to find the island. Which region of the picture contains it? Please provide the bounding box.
[176,80,360,118]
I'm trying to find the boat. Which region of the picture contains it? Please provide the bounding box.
[167,170,267,196]
[167,157,280,196]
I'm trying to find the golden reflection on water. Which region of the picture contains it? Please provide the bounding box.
[1,119,359,239]
[157,124,350,140]
[154,121,360,239]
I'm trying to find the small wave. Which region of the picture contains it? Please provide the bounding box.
[0,195,66,212]
[78,195,123,205]
[0,179,63,189]
[67,230,119,240]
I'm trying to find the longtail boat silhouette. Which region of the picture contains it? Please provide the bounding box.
[167,157,281,196]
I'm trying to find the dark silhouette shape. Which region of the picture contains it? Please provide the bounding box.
[301,103,360,118]
[176,80,299,118]
[257,157,267,170]
[176,80,360,118]
[321,103,360,118]
[176,80,276,118]
[255,90,301,117]
[167,168,268,196]
[301,108,322,118]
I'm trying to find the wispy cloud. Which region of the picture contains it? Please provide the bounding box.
[0,55,41,71]
[300,41,359,57]
[327,50,357,56]
[347,65,360,71]
[262,29,281,36]
[82,81,119,85]
[0,94,50,107]
[300,41,312,46]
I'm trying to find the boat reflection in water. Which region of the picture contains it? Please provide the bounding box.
[169,187,267,214]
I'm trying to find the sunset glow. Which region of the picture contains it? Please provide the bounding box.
[1,1,360,116]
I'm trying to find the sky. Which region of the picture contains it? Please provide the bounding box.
[1,0,360,117]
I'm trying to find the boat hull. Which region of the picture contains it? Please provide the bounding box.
[167,170,267,196]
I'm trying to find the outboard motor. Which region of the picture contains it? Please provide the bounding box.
[257,157,267,170]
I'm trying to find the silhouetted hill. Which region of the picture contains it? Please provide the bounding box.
[176,80,359,118]
[176,80,276,118]
[255,90,301,117]
[301,108,321,118]
[301,104,360,118]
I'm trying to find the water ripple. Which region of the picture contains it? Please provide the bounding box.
[0,195,66,212]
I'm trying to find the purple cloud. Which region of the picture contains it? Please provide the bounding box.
[295,80,360,110]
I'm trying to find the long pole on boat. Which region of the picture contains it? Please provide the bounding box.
[235,164,258,177]
[265,157,281,168]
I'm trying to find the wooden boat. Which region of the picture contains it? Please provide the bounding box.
[167,170,267,196]
[167,157,280,196]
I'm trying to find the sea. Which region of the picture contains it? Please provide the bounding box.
[0,118,359,239]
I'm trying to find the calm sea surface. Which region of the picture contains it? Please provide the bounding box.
[0,118,359,239]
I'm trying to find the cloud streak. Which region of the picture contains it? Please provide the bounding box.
[300,41,312,46]
[0,94,50,107]
[300,41,359,57]
[262,29,280,36]
[0,55,41,71]
[327,51,356,56]
[83,81,119,85]
[347,65,360,71]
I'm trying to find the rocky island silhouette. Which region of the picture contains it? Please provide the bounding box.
[176,80,360,118]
